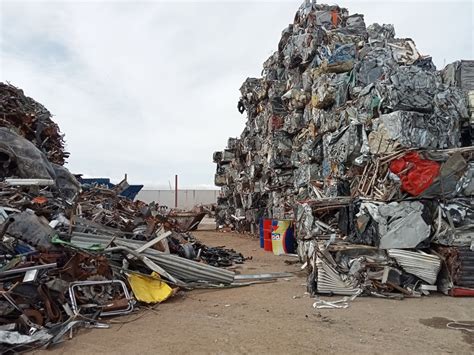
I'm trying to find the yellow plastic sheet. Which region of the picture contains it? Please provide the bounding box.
[128,272,173,304]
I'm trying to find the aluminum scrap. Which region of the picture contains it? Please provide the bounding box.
[212,0,474,299]
[213,0,472,235]
[387,249,441,285]
[315,255,361,295]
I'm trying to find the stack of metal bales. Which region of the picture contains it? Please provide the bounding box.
[214,0,474,297]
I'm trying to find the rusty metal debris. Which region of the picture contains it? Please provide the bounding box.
[0,83,69,165]
[0,83,255,352]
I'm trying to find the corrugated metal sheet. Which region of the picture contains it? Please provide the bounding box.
[387,249,441,284]
[69,233,235,284]
[315,255,361,295]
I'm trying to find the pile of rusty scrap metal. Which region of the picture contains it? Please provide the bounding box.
[0,83,258,352]
[213,1,474,299]
[0,83,69,165]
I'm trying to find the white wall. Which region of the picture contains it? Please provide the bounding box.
[136,189,219,209]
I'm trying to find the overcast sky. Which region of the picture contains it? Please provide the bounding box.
[0,0,472,189]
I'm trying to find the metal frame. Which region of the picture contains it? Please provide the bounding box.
[68,279,133,317]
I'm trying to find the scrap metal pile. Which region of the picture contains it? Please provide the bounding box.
[0,83,69,165]
[0,84,253,352]
[214,1,474,299]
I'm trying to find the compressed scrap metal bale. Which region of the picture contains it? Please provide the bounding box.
[442,60,474,145]
[213,1,469,233]
[212,0,473,297]
[436,246,474,289]
[442,60,474,92]
[369,110,459,151]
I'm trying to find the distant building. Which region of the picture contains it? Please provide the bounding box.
[136,189,219,209]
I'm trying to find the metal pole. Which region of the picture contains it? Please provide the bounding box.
[175,174,178,208]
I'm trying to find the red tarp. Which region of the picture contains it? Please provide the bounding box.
[390,152,440,196]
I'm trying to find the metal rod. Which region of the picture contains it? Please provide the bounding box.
[134,231,171,253]
[0,263,57,276]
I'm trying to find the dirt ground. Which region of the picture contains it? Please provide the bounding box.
[39,227,474,355]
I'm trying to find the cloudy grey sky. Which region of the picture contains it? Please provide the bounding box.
[0,0,472,188]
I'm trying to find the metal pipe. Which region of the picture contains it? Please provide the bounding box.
[0,263,57,276]
[5,178,55,186]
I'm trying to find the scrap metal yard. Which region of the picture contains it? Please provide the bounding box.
[41,230,474,354]
[0,0,473,354]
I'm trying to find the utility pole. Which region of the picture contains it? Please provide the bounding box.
[174,174,178,208]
